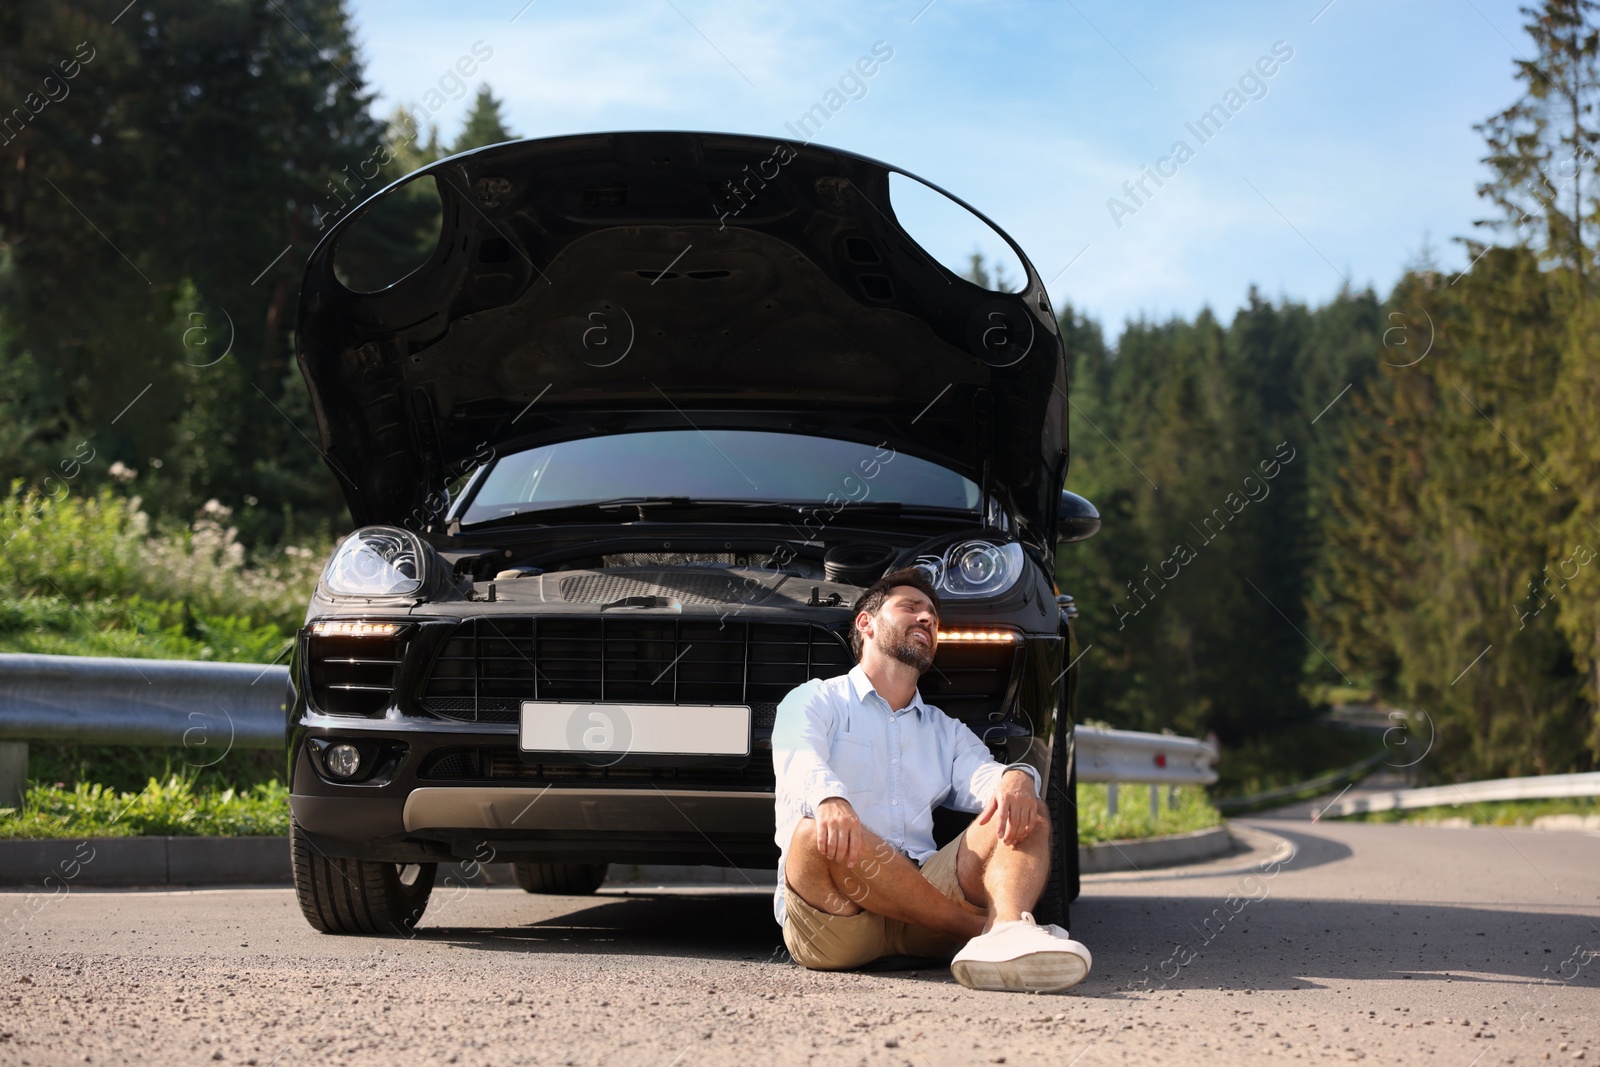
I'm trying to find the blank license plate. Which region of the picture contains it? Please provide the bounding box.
[519,702,751,756]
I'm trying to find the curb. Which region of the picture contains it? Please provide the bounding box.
[1082,822,1296,884]
[0,836,289,888]
[1079,824,1232,874]
[1,826,1239,889]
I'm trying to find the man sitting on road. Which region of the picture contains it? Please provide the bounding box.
[771,568,1092,992]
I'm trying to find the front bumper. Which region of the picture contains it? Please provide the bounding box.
[287,624,1067,866]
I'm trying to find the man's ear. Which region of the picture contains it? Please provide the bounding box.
[854,609,874,645]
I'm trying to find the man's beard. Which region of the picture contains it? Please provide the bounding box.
[882,617,935,673]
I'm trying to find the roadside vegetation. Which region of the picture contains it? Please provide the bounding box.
[0,774,289,839]
[1211,719,1383,798]
[0,488,327,661]
[0,745,289,839]
[1075,783,1223,845]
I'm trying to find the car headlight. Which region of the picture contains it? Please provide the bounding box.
[322,526,427,598]
[916,540,1026,598]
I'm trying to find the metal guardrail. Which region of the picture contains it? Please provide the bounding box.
[1073,725,1218,818]
[1323,771,1600,817]
[0,652,290,807]
[0,653,288,748]
[1074,726,1218,786]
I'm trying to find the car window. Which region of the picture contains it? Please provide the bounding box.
[458,430,980,523]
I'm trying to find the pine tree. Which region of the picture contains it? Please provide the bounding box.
[1475,0,1600,284]
[450,85,517,154]
[1055,294,1341,744]
[1314,252,1592,779]
[0,0,387,541]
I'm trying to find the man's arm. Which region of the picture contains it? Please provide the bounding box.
[946,718,1045,846]
[772,682,866,866]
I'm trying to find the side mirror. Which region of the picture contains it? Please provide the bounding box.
[1057,490,1101,543]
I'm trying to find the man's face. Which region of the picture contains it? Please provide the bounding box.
[861,586,939,672]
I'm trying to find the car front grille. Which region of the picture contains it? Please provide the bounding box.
[918,641,1025,723]
[417,617,853,723]
[306,634,405,716]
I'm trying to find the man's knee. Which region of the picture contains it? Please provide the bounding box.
[787,820,864,916]
[965,804,1052,858]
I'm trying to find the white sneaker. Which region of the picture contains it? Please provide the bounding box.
[950,912,1092,993]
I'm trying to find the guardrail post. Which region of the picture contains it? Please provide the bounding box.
[1106,782,1118,816]
[1149,784,1159,819]
[0,740,25,810]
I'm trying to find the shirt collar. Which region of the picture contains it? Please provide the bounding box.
[847,663,927,718]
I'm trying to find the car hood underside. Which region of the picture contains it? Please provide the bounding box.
[296,131,1068,545]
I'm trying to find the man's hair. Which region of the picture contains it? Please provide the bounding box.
[849,567,942,661]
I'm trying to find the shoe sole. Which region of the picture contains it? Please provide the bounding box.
[951,950,1089,993]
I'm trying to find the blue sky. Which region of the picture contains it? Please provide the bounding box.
[347,0,1529,334]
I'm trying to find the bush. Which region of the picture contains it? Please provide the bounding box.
[0,773,289,838]
[0,485,330,660]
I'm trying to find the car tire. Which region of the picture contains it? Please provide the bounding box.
[510,862,609,895]
[290,820,437,935]
[1063,746,1081,902]
[1036,725,1080,928]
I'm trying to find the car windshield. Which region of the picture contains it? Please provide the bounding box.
[457,430,980,524]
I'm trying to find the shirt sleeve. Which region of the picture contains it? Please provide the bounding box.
[771,679,851,816]
[944,714,1044,812]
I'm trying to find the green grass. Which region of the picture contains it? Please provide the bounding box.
[1075,782,1223,845]
[3,744,290,840]
[24,741,286,795]
[0,773,289,838]
[0,593,293,662]
[1336,795,1600,826]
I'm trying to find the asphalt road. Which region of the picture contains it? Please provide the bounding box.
[1,818,1597,1067]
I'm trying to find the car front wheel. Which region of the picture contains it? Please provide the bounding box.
[291,820,437,935]
[1036,725,1080,928]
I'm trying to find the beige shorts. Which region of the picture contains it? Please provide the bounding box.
[782,834,985,971]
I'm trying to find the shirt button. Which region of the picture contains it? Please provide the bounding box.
[891,758,898,764]
[891,799,898,805]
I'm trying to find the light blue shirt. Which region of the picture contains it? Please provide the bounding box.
[771,664,1042,924]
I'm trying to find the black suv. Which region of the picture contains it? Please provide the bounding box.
[286,131,1100,935]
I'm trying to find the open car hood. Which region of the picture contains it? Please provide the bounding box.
[296,131,1068,548]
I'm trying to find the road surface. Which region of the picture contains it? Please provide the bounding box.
[2,818,1596,1065]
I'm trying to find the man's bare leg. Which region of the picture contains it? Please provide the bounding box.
[786,818,986,940]
[955,797,1052,928]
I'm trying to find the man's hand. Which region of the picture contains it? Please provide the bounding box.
[977,768,1044,847]
[814,796,865,868]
